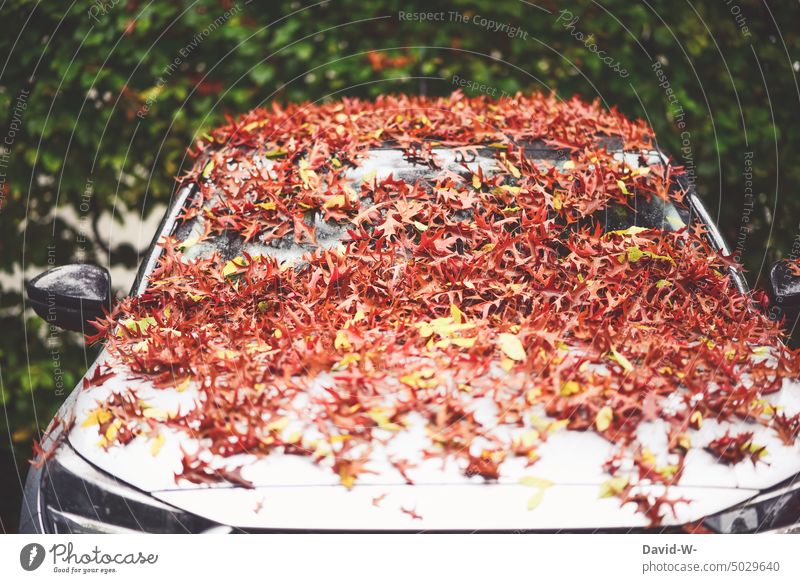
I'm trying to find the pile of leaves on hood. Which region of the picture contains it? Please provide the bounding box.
[85,91,800,527]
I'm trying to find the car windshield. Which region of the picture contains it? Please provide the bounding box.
[174,145,692,263]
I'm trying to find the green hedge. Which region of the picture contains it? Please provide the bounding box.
[1,0,798,466]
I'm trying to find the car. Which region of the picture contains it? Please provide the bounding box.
[20,92,800,533]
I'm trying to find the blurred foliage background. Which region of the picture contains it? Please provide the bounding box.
[1,0,798,530]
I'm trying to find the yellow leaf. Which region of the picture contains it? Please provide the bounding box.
[595,406,613,431]
[609,347,634,373]
[142,407,170,421]
[82,409,112,427]
[98,419,122,447]
[256,201,277,211]
[514,430,540,449]
[625,247,675,265]
[298,158,316,188]
[657,464,679,479]
[216,348,239,360]
[313,440,332,457]
[150,434,165,456]
[333,353,361,370]
[178,233,200,251]
[472,173,481,189]
[451,336,477,348]
[323,194,346,209]
[201,160,215,179]
[519,476,553,489]
[132,339,149,353]
[498,333,526,361]
[746,442,767,459]
[400,369,437,389]
[552,193,562,210]
[525,388,541,404]
[334,330,352,351]
[626,246,644,263]
[118,316,157,335]
[222,256,247,277]
[599,476,629,498]
[520,475,553,511]
[560,381,582,397]
[266,417,290,433]
[497,185,521,195]
[415,317,474,340]
[617,179,629,195]
[340,472,356,489]
[507,160,521,179]
[450,303,466,324]
[362,169,377,185]
[605,226,649,238]
[367,409,403,431]
[527,489,546,511]
[412,220,428,231]
[563,160,575,170]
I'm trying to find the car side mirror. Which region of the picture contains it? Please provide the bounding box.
[26,264,111,333]
[768,261,800,330]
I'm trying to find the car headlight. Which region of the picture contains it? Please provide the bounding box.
[39,441,228,533]
[703,476,800,533]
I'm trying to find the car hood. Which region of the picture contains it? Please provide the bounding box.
[64,351,800,529]
[61,147,799,530]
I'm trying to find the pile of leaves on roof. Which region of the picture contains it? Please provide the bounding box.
[85,91,800,527]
